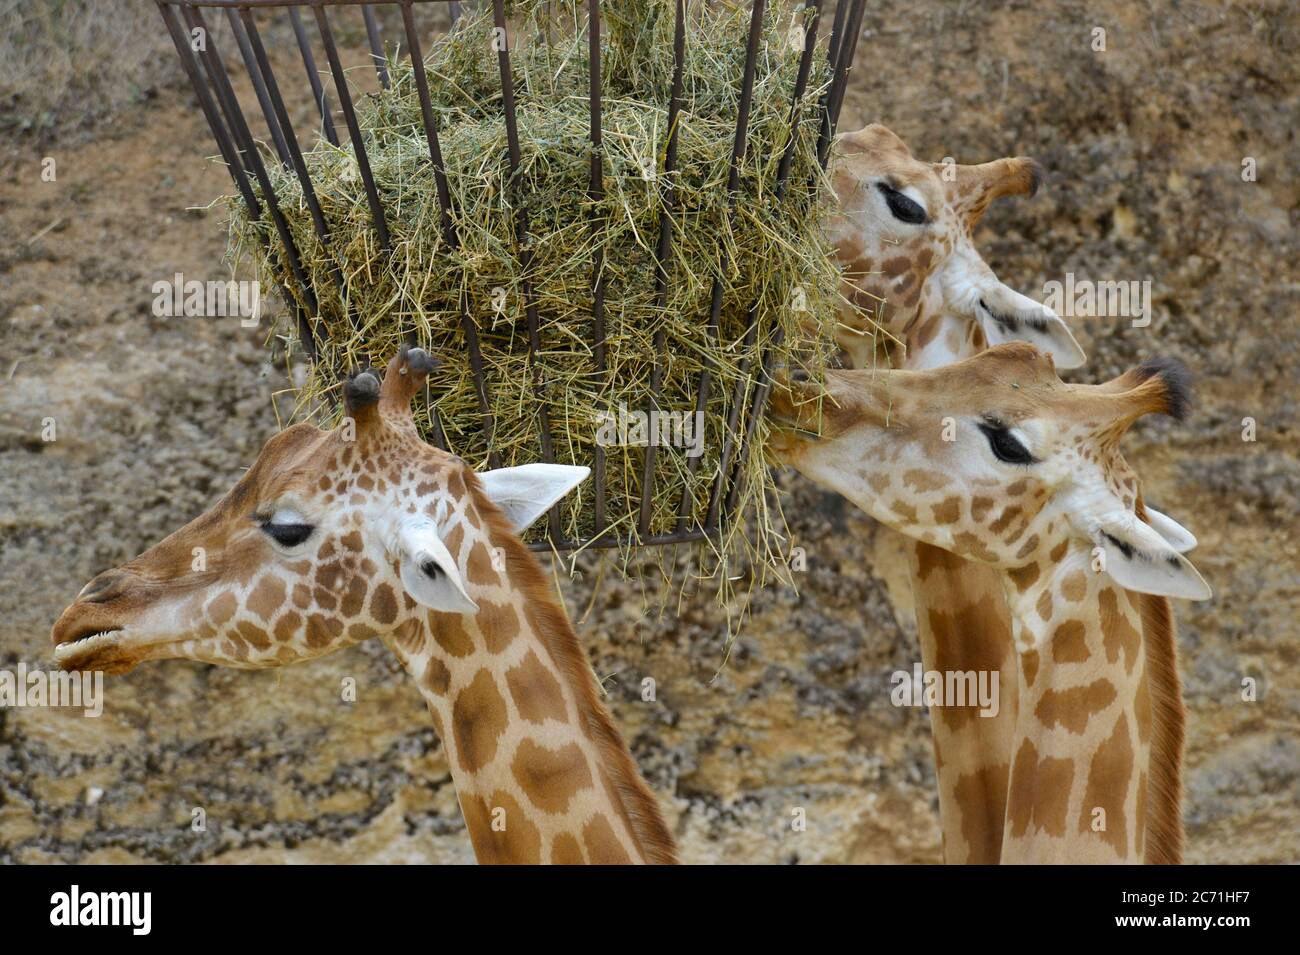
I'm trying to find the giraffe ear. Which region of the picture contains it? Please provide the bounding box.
[477,464,591,533]
[393,518,478,614]
[1094,514,1211,601]
[975,283,1087,370]
[1143,505,1197,553]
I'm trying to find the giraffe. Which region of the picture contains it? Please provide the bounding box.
[826,123,1085,374]
[825,122,1083,862]
[769,342,1210,862]
[823,123,1194,861]
[50,347,678,865]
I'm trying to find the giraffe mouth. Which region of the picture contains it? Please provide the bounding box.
[53,627,128,672]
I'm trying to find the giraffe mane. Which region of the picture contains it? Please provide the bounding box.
[462,470,680,865]
[1135,590,1184,864]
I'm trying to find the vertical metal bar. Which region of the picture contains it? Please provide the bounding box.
[159,4,258,220]
[680,0,766,532]
[162,3,315,359]
[637,0,687,539]
[491,0,563,542]
[240,8,355,331]
[314,5,393,251]
[827,0,867,133]
[399,0,500,468]
[707,0,825,526]
[588,0,608,534]
[399,2,455,244]
[362,5,392,89]
[824,0,849,82]
[226,7,291,166]
[449,1,463,25]
[160,0,298,350]
[289,7,339,147]
[817,0,866,168]
[181,9,254,182]
[774,0,823,194]
[676,0,795,530]
[183,5,321,358]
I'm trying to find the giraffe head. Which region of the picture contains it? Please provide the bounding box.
[828,123,1085,370]
[770,342,1209,601]
[51,348,589,675]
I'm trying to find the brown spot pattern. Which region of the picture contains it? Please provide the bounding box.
[479,600,521,654]
[953,762,1009,863]
[506,650,568,724]
[1034,679,1117,734]
[451,670,509,774]
[247,575,285,622]
[551,833,585,864]
[1022,648,1040,687]
[466,541,501,587]
[513,740,594,814]
[1099,588,1142,673]
[1050,620,1089,663]
[1007,563,1039,591]
[1008,739,1074,838]
[932,497,961,524]
[461,790,541,864]
[370,583,398,625]
[1078,714,1134,857]
[1061,570,1088,602]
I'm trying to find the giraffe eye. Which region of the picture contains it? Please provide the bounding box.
[261,521,315,548]
[978,420,1036,466]
[876,182,927,225]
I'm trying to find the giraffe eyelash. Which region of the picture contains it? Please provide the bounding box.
[256,514,315,548]
[876,181,928,225]
[977,418,1037,466]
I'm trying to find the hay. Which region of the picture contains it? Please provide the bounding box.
[228,0,858,576]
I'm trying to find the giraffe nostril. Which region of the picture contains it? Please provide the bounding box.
[79,571,127,604]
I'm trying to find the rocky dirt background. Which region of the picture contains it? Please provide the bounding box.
[1,0,1296,863]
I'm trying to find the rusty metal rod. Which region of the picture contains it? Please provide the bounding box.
[696,0,767,531]
[314,4,393,250]
[638,0,687,540]
[362,4,392,88]
[158,1,319,359]
[288,6,339,146]
[239,8,358,335]
[226,7,291,165]
[184,5,322,353]
[398,0,500,466]
[491,0,562,541]
[587,0,608,533]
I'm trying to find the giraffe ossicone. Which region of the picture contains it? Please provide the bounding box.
[51,346,677,864]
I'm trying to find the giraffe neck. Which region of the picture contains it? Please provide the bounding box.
[386,502,676,865]
[1000,551,1153,863]
[907,541,1017,863]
